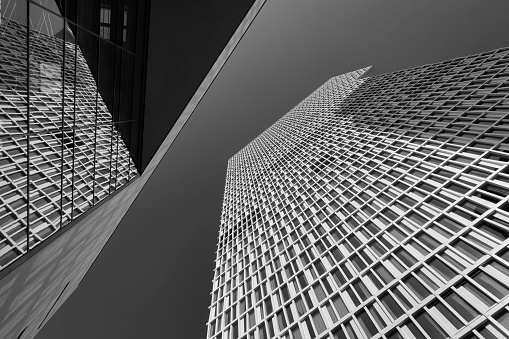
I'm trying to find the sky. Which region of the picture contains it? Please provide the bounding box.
[36,0,509,338]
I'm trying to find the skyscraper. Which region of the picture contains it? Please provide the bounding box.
[0,0,265,337]
[209,47,509,339]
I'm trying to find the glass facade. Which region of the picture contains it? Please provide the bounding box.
[208,48,509,339]
[0,0,147,271]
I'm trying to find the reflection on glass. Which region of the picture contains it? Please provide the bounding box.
[119,50,134,123]
[31,0,63,14]
[0,0,27,26]
[100,3,111,40]
[0,1,29,261]
[98,39,115,116]
[0,0,139,265]
[72,127,95,216]
[0,135,28,265]
[28,131,63,243]
[123,4,127,42]
[100,0,116,41]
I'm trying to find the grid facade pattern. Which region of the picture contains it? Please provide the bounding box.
[208,47,509,339]
[0,7,137,270]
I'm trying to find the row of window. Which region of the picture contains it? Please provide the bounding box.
[212,132,509,309]
[209,48,509,339]
[0,14,137,268]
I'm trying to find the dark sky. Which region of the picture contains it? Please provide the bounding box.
[37,0,509,338]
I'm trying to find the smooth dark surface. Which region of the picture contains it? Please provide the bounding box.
[37,0,509,338]
[56,0,150,170]
[140,0,256,171]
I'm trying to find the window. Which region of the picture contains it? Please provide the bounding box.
[404,276,430,301]
[476,221,509,242]
[326,303,338,323]
[313,283,326,302]
[276,311,287,331]
[453,240,484,261]
[357,310,377,337]
[99,4,111,40]
[392,287,413,310]
[295,297,306,316]
[386,331,404,339]
[353,280,371,300]
[374,264,394,284]
[291,326,303,339]
[311,311,327,334]
[432,302,463,329]
[242,311,252,330]
[443,291,479,322]
[394,248,417,268]
[415,312,448,339]
[404,321,427,339]
[437,216,464,233]
[368,304,387,329]
[471,271,509,299]
[461,281,495,307]
[344,321,359,339]
[428,258,456,280]
[494,310,509,331]
[333,326,347,339]
[380,293,404,320]
[332,295,349,318]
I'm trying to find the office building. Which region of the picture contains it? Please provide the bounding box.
[0,0,141,270]
[0,0,266,337]
[209,47,509,339]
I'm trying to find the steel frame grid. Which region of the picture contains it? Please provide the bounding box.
[0,5,137,270]
[208,48,509,339]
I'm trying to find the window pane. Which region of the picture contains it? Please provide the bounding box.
[387,331,404,339]
[434,302,463,329]
[311,311,327,334]
[313,283,326,302]
[380,293,404,320]
[405,322,427,339]
[453,240,484,261]
[415,312,448,339]
[429,258,456,280]
[462,281,495,307]
[332,295,349,318]
[404,276,430,301]
[444,292,479,322]
[333,327,347,339]
[472,271,509,299]
[368,305,386,329]
[494,311,509,331]
[357,311,377,337]
[295,297,306,316]
[374,264,394,284]
[291,326,302,339]
[344,322,358,339]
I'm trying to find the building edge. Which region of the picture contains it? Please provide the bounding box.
[0,1,267,338]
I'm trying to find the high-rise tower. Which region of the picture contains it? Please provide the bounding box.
[209,47,509,339]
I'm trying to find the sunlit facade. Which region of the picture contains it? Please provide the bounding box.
[0,0,146,271]
[0,1,266,337]
[209,48,509,339]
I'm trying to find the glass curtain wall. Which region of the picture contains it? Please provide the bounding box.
[0,0,145,270]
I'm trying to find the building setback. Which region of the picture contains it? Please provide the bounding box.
[209,47,509,339]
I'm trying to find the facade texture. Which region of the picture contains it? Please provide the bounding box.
[209,47,509,339]
[0,1,140,272]
[0,0,267,337]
